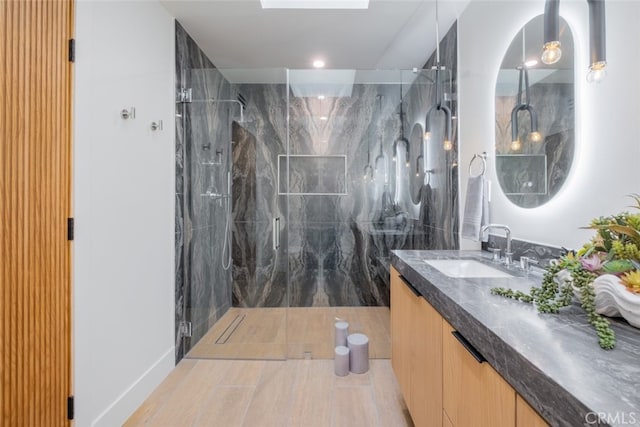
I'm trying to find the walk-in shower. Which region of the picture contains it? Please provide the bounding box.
[174,62,460,363]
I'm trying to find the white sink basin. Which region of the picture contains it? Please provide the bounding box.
[424,259,513,278]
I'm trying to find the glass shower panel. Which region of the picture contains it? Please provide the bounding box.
[179,68,289,360]
[285,69,456,359]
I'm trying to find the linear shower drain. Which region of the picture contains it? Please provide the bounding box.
[214,314,245,344]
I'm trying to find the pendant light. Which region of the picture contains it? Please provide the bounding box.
[374,95,387,182]
[424,0,453,151]
[511,28,542,151]
[586,0,607,83]
[542,0,607,82]
[541,0,562,64]
[392,81,410,167]
[363,137,373,180]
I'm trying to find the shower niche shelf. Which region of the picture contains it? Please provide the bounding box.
[277,154,348,196]
[200,192,229,199]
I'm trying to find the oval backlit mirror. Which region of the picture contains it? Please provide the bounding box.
[495,14,575,208]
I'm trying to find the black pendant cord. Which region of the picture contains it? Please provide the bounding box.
[399,83,405,137]
[378,95,383,158]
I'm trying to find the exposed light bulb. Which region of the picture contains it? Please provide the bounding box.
[320,116,328,121]
[405,161,410,168]
[511,139,522,151]
[392,155,396,162]
[317,95,325,100]
[313,59,325,68]
[586,61,607,83]
[530,131,542,143]
[416,172,420,177]
[541,41,562,65]
[424,131,431,140]
[443,140,453,151]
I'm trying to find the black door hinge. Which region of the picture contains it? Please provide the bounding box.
[68,39,75,63]
[67,395,74,420]
[67,218,74,241]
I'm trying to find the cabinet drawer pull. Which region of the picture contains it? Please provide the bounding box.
[399,274,421,297]
[452,331,486,363]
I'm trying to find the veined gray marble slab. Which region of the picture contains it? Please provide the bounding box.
[391,249,640,427]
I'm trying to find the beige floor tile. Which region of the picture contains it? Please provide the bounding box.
[128,359,410,427]
[220,360,266,386]
[144,360,232,427]
[186,307,389,360]
[124,359,198,426]
[332,385,380,427]
[241,361,296,427]
[287,360,334,427]
[333,369,371,386]
[193,386,254,427]
[369,359,414,427]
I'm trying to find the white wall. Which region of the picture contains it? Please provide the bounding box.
[74,2,175,426]
[458,0,640,250]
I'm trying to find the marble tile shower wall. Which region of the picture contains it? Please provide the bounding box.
[230,24,459,308]
[175,22,232,361]
[231,85,289,308]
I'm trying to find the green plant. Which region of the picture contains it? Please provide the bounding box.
[491,255,616,349]
[491,194,640,350]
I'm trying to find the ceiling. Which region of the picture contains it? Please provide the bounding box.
[160,0,470,73]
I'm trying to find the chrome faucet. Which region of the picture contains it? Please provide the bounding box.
[481,224,513,266]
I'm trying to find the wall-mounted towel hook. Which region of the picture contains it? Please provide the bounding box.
[150,120,163,131]
[120,107,135,120]
[468,152,487,177]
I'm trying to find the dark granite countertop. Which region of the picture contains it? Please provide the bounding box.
[391,250,640,427]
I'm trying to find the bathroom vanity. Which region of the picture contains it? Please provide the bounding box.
[390,250,640,427]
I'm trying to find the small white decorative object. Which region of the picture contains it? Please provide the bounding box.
[335,321,349,347]
[334,346,350,376]
[592,274,640,328]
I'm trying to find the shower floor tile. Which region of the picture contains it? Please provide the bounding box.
[185,307,391,360]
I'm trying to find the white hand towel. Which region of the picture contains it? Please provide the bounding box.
[461,175,489,241]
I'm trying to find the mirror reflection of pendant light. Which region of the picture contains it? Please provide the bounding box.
[586,0,607,83]
[392,81,410,167]
[363,135,373,180]
[374,95,387,182]
[424,0,453,151]
[541,0,562,64]
[416,134,424,177]
[542,0,607,82]
[511,28,542,151]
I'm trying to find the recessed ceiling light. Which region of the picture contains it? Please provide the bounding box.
[313,59,325,68]
[524,59,538,67]
[317,95,325,100]
[260,0,369,9]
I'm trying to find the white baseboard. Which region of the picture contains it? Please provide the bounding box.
[91,347,175,427]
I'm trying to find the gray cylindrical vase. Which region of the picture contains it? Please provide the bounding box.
[347,333,369,374]
[334,345,350,376]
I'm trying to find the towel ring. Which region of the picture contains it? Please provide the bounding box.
[468,153,486,177]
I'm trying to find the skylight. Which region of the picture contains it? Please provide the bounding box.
[260,0,369,9]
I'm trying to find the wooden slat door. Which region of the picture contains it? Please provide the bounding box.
[1,1,74,426]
